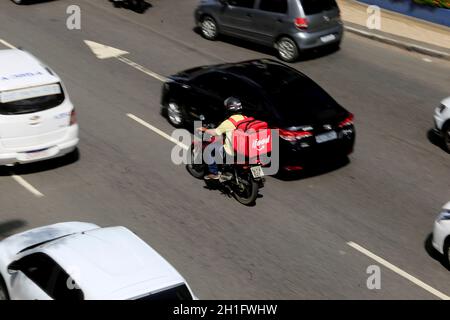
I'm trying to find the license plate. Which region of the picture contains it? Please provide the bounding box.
[23,148,51,161]
[320,34,336,43]
[315,131,337,144]
[250,166,264,179]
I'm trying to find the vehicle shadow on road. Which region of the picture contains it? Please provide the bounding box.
[273,156,350,181]
[424,233,450,271]
[0,220,27,240]
[202,183,260,207]
[192,27,340,63]
[0,149,80,177]
[18,0,56,5]
[110,0,153,14]
[427,129,449,154]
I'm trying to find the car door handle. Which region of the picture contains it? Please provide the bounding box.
[246,13,252,17]
[276,18,283,23]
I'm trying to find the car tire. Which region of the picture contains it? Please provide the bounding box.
[329,41,341,52]
[166,100,187,128]
[442,122,450,153]
[276,37,299,63]
[0,277,9,300]
[200,16,219,41]
[444,238,450,268]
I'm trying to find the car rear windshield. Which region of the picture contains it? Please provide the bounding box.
[299,0,337,15]
[136,284,193,301]
[0,83,65,115]
[269,77,341,125]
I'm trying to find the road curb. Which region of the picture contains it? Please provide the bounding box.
[344,25,450,61]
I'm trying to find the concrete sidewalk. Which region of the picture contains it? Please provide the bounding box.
[337,0,450,58]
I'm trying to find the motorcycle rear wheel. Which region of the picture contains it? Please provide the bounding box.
[232,175,259,206]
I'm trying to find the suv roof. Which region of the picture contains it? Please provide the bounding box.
[0,49,60,92]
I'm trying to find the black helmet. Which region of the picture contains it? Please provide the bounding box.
[224,97,243,113]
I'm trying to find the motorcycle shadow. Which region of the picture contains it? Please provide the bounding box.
[202,180,261,207]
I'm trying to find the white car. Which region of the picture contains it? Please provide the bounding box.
[0,49,78,165]
[0,222,196,300]
[433,96,450,152]
[432,202,450,266]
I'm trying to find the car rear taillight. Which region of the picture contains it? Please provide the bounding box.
[339,113,354,128]
[294,17,308,30]
[70,109,77,126]
[279,129,312,141]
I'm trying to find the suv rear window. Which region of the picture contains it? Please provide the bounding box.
[259,0,288,14]
[0,83,65,115]
[299,0,337,15]
[136,284,193,301]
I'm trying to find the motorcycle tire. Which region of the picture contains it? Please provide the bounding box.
[186,145,206,179]
[233,176,259,206]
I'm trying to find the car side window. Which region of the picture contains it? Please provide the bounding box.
[18,252,84,300]
[228,0,255,9]
[259,0,288,14]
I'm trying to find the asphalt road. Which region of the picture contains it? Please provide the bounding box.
[0,0,450,299]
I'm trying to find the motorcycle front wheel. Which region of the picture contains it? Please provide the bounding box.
[232,174,259,206]
[186,145,206,179]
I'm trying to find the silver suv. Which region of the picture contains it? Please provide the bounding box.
[195,0,343,62]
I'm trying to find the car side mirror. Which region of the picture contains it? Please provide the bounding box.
[7,260,21,274]
[218,0,228,5]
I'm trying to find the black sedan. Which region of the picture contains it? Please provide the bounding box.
[161,59,355,171]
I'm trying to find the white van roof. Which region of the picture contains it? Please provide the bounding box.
[0,49,60,92]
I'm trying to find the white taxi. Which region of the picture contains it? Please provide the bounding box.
[0,222,197,300]
[0,49,78,165]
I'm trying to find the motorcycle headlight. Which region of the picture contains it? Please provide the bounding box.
[436,210,450,222]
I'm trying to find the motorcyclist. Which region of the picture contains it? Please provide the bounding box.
[198,97,248,180]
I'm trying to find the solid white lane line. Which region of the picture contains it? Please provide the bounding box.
[117,56,167,82]
[0,39,16,49]
[11,175,44,198]
[127,113,189,150]
[347,241,450,300]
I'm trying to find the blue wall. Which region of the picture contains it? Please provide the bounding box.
[359,0,450,27]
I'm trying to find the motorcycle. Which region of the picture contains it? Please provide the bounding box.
[186,124,266,206]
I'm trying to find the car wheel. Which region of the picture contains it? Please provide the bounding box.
[276,37,299,63]
[200,16,219,41]
[0,278,9,300]
[329,41,341,52]
[167,100,186,128]
[444,238,450,268]
[442,122,450,153]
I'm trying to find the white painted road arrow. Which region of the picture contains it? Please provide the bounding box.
[84,40,167,82]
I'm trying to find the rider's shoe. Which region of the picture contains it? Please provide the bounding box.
[205,173,220,180]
